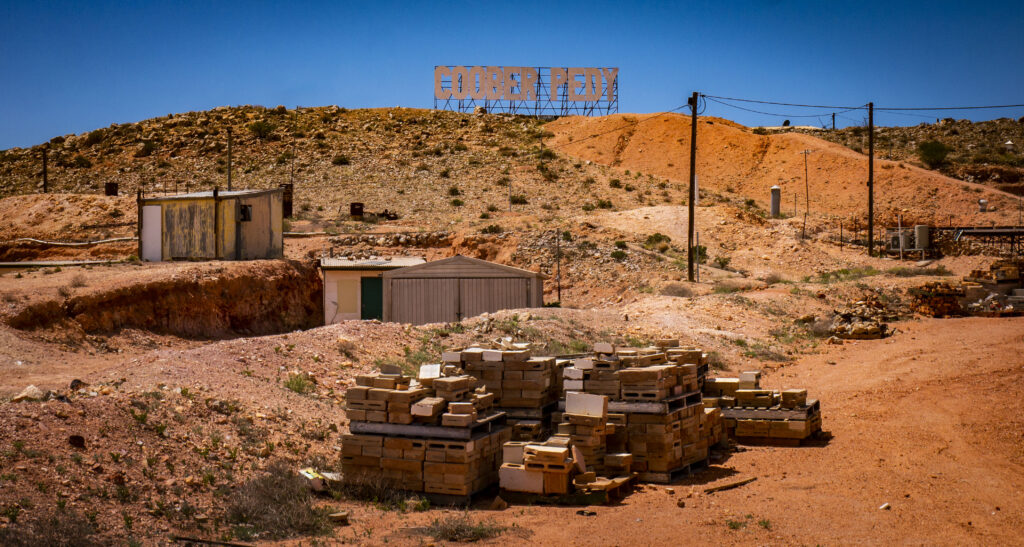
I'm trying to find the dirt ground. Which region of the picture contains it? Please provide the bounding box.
[1,106,1022,545]
[327,316,1024,546]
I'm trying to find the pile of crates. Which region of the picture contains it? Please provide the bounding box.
[703,371,821,443]
[342,370,510,498]
[446,347,563,441]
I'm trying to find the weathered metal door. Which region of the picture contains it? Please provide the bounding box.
[360,277,383,321]
[141,205,162,262]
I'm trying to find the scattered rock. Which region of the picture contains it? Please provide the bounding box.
[12,385,45,402]
[489,496,508,511]
[676,499,686,508]
[665,488,675,495]
[68,435,86,449]
[328,511,350,525]
[879,503,891,510]
[69,379,87,391]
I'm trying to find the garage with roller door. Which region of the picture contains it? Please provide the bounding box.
[382,255,545,325]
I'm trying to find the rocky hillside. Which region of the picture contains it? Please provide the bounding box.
[0,106,674,232]
[795,117,1024,195]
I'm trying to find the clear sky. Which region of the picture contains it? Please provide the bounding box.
[2,0,1022,149]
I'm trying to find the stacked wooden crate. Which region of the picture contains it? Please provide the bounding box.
[342,370,510,498]
[500,393,632,498]
[703,372,822,443]
[448,347,560,441]
[908,282,965,317]
[561,341,708,401]
[341,429,509,496]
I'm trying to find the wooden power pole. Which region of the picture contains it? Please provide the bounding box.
[226,128,233,191]
[41,144,48,193]
[867,102,874,256]
[687,91,698,282]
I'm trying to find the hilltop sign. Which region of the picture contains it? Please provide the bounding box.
[433,66,619,116]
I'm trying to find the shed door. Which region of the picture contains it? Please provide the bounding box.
[389,278,459,325]
[360,277,383,320]
[141,205,162,262]
[459,278,530,319]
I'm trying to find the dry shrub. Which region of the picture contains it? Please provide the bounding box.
[661,283,692,298]
[762,271,785,285]
[70,274,87,288]
[422,513,506,542]
[336,473,427,511]
[226,460,331,540]
[0,507,97,547]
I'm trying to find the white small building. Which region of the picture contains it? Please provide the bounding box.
[321,257,425,324]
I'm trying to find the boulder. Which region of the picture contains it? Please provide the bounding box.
[12,385,45,403]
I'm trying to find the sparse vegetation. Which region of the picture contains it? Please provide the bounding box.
[284,372,314,395]
[481,224,503,234]
[331,154,350,166]
[421,513,506,543]
[249,120,275,140]
[226,461,331,540]
[917,140,951,168]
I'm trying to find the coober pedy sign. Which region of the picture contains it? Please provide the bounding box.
[433,66,619,116]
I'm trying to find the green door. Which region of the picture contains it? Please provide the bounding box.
[360,277,383,320]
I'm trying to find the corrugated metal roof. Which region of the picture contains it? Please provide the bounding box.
[141,188,281,201]
[320,256,426,270]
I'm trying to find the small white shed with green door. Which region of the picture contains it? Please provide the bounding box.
[320,257,425,324]
[381,255,545,325]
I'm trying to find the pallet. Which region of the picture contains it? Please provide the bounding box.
[349,411,507,440]
[421,484,492,507]
[499,401,556,420]
[720,400,820,421]
[635,457,709,484]
[557,391,702,415]
[735,429,829,447]
[499,476,634,506]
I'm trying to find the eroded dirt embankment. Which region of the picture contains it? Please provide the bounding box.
[6,260,323,339]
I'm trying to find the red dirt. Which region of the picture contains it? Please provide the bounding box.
[547,113,1022,227]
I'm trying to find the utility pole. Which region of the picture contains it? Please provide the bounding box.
[289,140,295,185]
[801,149,812,239]
[867,102,874,257]
[832,113,835,130]
[226,128,233,191]
[687,91,698,282]
[41,144,48,193]
[555,231,562,302]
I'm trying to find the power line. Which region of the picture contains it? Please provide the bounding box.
[704,96,843,118]
[876,103,1024,111]
[702,94,865,110]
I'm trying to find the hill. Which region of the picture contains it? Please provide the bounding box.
[546,113,1022,227]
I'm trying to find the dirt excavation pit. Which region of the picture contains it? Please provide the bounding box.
[3,260,323,344]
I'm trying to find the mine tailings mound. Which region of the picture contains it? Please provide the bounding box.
[7,260,323,338]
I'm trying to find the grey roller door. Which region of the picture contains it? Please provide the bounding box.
[459,278,530,319]
[389,278,459,324]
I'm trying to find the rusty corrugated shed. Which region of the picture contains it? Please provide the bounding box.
[382,255,544,324]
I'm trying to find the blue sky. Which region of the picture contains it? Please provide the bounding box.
[1,1,1022,149]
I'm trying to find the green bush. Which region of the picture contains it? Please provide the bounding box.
[609,179,622,188]
[448,186,461,196]
[611,250,627,261]
[481,224,503,234]
[249,120,275,140]
[917,140,951,168]
[510,194,527,205]
[450,198,464,207]
[614,241,627,249]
